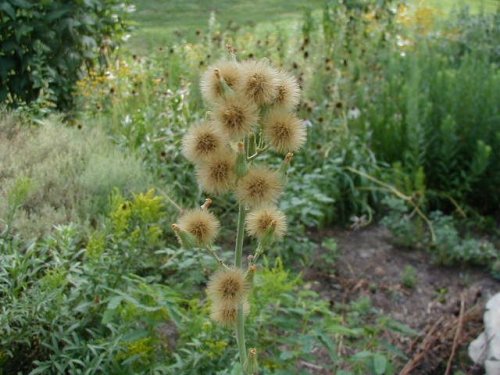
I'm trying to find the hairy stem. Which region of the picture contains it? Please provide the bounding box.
[206,245,228,269]
[234,203,247,368]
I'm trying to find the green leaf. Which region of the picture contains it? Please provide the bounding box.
[0,57,16,79]
[279,351,294,360]
[327,325,363,337]
[46,7,70,22]
[0,2,16,19]
[231,363,244,375]
[352,351,373,360]
[15,24,33,41]
[373,354,387,375]
[10,0,32,8]
[101,309,115,325]
[107,296,123,310]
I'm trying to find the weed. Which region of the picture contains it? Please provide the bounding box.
[401,265,418,289]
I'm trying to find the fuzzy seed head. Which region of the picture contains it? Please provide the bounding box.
[214,95,259,139]
[246,206,287,240]
[196,151,236,195]
[177,209,220,246]
[236,166,283,207]
[240,60,279,105]
[210,300,250,326]
[273,71,300,109]
[182,121,227,163]
[206,267,248,304]
[200,60,241,104]
[263,109,306,154]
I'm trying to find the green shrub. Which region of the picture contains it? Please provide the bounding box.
[0,111,153,238]
[351,9,500,214]
[0,0,132,110]
[430,211,499,269]
[382,198,499,276]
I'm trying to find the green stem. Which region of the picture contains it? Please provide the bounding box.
[251,243,264,264]
[206,245,228,269]
[234,204,247,368]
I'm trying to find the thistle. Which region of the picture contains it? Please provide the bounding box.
[206,267,249,305]
[214,94,259,139]
[181,121,227,163]
[200,60,242,104]
[263,109,306,154]
[173,55,306,374]
[176,209,220,246]
[273,70,300,110]
[239,60,279,105]
[196,151,237,195]
[235,166,283,208]
[246,206,287,241]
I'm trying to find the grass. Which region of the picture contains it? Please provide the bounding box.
[129,0,324,51]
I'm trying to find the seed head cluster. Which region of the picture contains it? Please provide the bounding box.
[174,57,307,326]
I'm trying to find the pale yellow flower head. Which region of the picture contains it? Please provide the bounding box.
[273,70,300,110]
[209,299,250,326]
[196,151,236,195]
[206,267,249,305]
[239,60,279,106]
[214,94,259,140]
[177,209,220,246]
[246,206,287,240]
[236,166,283,207]
[200,60,241,104]
[263,109,306,154]
[182,121,227,164]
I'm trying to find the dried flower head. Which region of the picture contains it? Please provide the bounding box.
[196,151,236,195]
[239,60,279,105]
[236,166,283,207]
[182,121,227,163]
[200,60,241,104]
[210,300,250,326]
[273,71,300,109]
[214,95,259,140]
[206,267,248,304]
[263,109,306,154]
[177,209,220,246]
[246,206,287,240]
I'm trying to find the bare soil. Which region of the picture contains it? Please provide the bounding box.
[303,225,499,374]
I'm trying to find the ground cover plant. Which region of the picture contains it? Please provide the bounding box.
[1,0,499,374]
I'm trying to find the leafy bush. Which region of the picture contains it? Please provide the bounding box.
[430,211,499,269]
[0,111,153,238]
[382,197,499,277]
[0,0,132,110]
[349,8,500,214]
[1,194,411,374]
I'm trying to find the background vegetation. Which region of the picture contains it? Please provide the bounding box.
[1,0,498,374]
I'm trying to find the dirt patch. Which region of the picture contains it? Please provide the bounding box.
[303,225,499,374]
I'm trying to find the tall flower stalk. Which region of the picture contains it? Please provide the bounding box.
[172,52,306,373]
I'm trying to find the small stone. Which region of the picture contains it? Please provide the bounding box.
[468,293,500,375]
